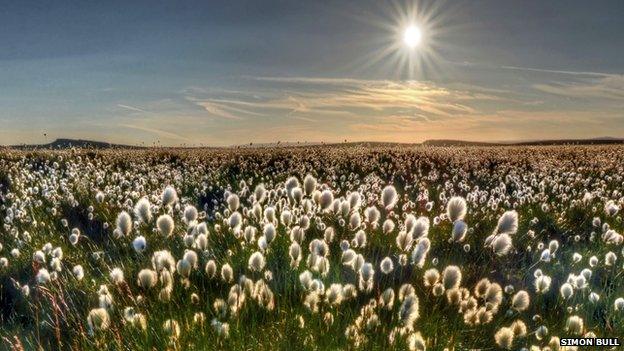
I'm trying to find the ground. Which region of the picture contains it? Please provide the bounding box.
[0,145,623,350]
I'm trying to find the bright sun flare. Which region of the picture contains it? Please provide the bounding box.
[403,25,422,48]
[362,2,441,78]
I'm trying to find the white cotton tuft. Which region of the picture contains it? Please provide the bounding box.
[248,251,266,272]
[451,220,467,242]
[381,185,398,210]
[157,214,175,236]
[380,257,394,274]
[116,211,133,236]
[162,186,178,206]
[446,197,467,222]
[442,265,462,290]
[495,211,518,235]
[133,236,147,253]
[134,197,152,223]
[303,174,317,195]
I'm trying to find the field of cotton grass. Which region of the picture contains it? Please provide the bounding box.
[1,145,624,350]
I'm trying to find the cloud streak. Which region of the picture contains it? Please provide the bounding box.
[532,74,624,100]
[188,78,500,124]
[168,74,624,145]
[120,123,191,142]
[117,104,149,113]
[501,65,615,77]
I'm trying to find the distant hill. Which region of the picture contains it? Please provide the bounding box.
[3,137,624,150]
[6,138,143,150]
[513,137,624,146]
[423,137,624,147]
[422,139,505,146]
[236,141,420,148]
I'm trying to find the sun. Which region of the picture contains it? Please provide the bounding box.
[403,25,422,48]
[347,0,451,78]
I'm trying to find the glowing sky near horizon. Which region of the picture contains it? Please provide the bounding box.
[0,0,623,146]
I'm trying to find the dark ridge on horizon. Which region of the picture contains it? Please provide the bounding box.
[3,137,624,150]
[4,138,144,150]
[422,137,624,146]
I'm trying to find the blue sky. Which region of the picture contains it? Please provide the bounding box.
[1,0,623,146]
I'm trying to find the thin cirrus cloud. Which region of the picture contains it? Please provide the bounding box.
[189,77,500,123]
[116,104,149,113]
[119,124,192,143]
[500,65,624,101]
[192,100,247,120]
[500,65,615,77]
[174,74,623,145]
[533,75,624,100]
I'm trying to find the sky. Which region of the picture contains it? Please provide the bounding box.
[1,0,623,146]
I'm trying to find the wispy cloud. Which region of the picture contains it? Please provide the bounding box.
[120,123,191,142]
[251,76,383,86]
[62,70,621,147]
[175,75,624,144]
[117,104,149,113]
[186,78,502,124]
[532,74,624,100]
[192,100,246,120]
[501,65,615,77]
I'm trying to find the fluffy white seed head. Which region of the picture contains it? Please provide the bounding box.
[349,212,361,230]
[248,251,266,272]
[110,268,125,285]
[229,212,242,230]
[162,186,178,206]
[137,269,158,289]
[221,263,234,282]
[205,260,217,278]
[560,283,574,299]
[605,251,617,266]
[87,308,110,333]
[176,259,192,278]
[491,234,513,256]
[73,265,85,280]
[303,174,317,195]
[263,223,276,243]
[494,327,514,350]
[442,266,462,290]
[411,238,431,268]
[184,205,198,224]
[565,315,584,335]
[495,211,519,235]
[398,295,420,328]
[157,214,175,236]
[289,242,302,267]
[423,268,440,287]
[383,219,395,234]
[95,191,105,204]
[614,297,624,311]
[36,268,51,284]
[226,194,240,212]
[446,196,467,222]
[380,257,394,274]
[319,190,334,211]
[133,236,147,253]
[365,206,380,225]
[381,185,398,210]
[511,290,530,311]
[451,220,468,242]
[412,217,430,239]
[134,197,152,223]
[116,211,133,236]
[535,325,549,340]
[534,275,552,294]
